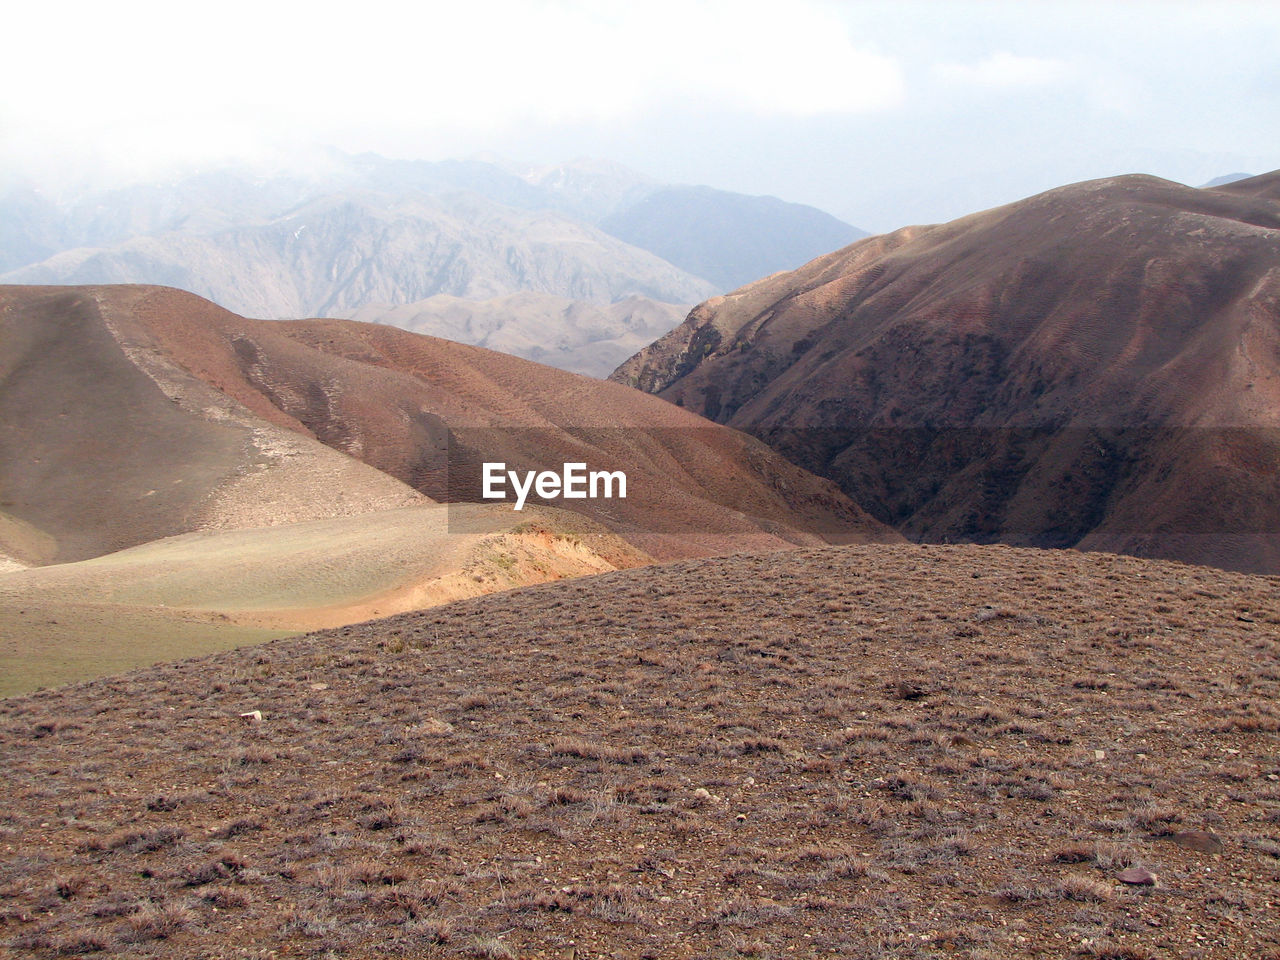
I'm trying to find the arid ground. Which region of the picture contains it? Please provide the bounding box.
[2,543,1277,959]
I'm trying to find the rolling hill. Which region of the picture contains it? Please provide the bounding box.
[0,283,893,692]
[613,171,1280,574]
[2,541,1277,957]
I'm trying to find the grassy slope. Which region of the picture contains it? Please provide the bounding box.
[0,504,649,697]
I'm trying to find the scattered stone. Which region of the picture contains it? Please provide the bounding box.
[1165,830,1224,853]
[412,718,454,736]
[239,710,263,722]
[692,788,713,801]
[309,682,329,691]
[1117,866,1157,886]
[1094,749,1106,760]
[890,680,927,701]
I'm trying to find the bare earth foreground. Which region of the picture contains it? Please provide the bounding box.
[1,544,1278,959]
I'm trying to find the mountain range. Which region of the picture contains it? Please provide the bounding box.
[0,154,864,374]
[3,167,1280,959]
[614,170,1280,574]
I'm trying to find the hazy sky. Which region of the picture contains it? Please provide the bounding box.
[3,0,1277,230]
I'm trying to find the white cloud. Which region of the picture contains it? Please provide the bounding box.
[934,52,1071,89]
[0,0,904,184]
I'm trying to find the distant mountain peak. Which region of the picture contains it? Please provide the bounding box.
[1200,172,1254,188]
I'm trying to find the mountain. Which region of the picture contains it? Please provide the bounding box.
[2,284,892,561]
[1200,172,1254,188]
[0,283,894,690]
[512,157,660,222]
[349,291,688,378]
[599,185,867,290]
[0,155,867,373]
[4,541,1278,955]
[613,171,1280,574]
[1,193,717,319]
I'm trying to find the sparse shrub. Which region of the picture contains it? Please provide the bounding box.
[465,934,516,958]
[1058,874,1114,902]
[406,915,455,943]
[106,825,186,853]
[209,817,263,839]
[549,736,648,764]
[1050,844,1096,864]
[201,885,251,909]
[52,873,89,899]
[118,902,194,943]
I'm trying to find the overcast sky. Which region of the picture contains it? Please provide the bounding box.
[3,0,1277,230]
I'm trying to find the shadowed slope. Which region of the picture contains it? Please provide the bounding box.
[0,287,425,564]
[613,173,1280,573]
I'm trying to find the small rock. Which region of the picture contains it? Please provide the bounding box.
[1166,830,1224,854]
[239,710,263,722]
[414,718,454,736]
[890,680,927,701]
[1094,749,1106,760]
[1117,866,1157,886]
[309,682,329,691]
[692,787,713,801]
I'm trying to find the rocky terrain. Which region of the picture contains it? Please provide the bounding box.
[1,543,1277,958]
[614,171,1280,574]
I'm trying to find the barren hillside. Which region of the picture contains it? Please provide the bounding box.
[613,172,1280,574]
[1,543,1277,958]
[0,283,894,693]
[52,284,891,560]
[0,286,425,564]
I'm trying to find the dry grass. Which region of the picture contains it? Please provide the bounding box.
[1,543,1278,958]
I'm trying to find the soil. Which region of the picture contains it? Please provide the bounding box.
[2,543,1277,958]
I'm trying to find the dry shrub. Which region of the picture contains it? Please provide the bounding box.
[118,903,194,943]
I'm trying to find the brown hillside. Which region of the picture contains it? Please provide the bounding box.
[65,283,892,560]
[613,173,1280,573]
[1212,169,1280,201]
[0,286,424,564]
[1,543,1278,958]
